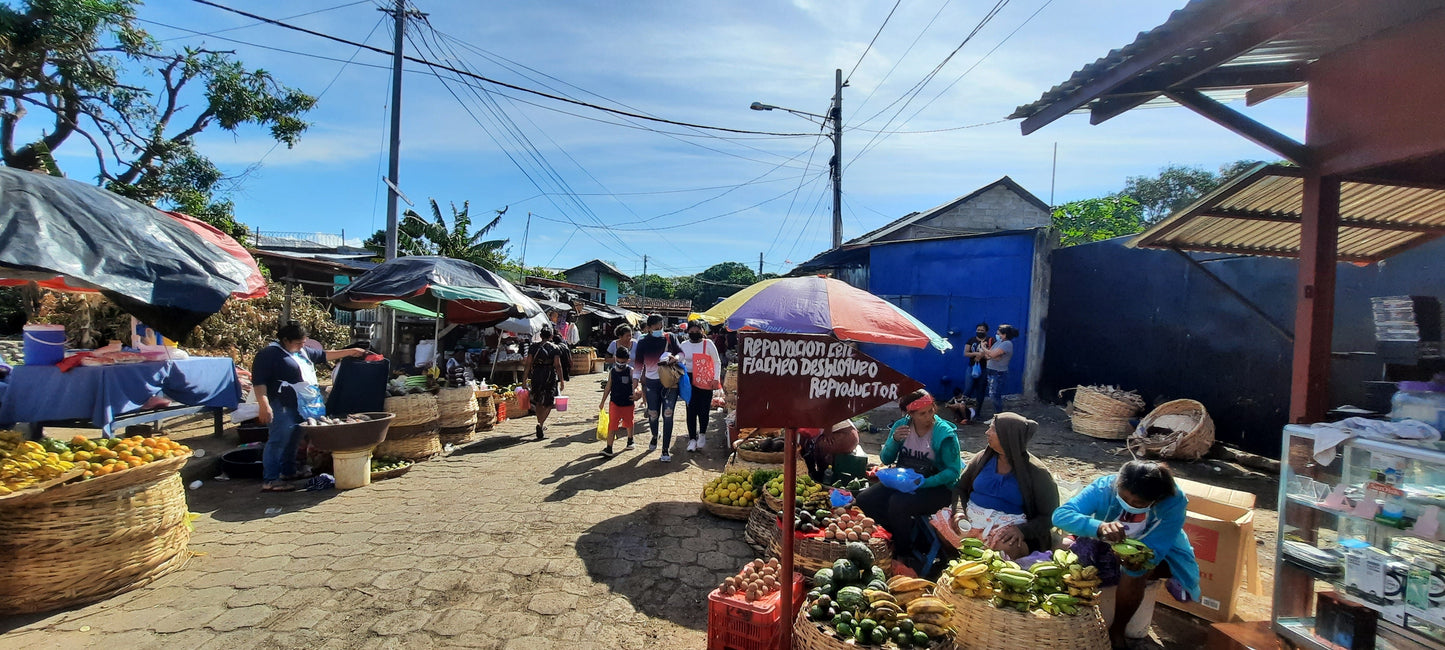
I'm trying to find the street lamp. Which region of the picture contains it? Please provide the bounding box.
[751,68,845,249]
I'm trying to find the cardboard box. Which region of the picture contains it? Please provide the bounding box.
[1161,478,1262,623]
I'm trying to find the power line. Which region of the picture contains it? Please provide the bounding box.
[849,0,1011,167]
[848,0,955,127]
[137,18,393,69]
[845,0,903,84]
[158,0,374,41]
[187,0,818,138]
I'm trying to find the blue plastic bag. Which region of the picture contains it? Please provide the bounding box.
[876,467,924,494]
[679,369,693,403]
[290,382,326,421]
[831,489,854,508]
[971,363,982,379]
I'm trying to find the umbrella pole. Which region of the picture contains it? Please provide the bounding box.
[781,426,796,650]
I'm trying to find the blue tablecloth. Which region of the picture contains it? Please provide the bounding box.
[0,357,239,435]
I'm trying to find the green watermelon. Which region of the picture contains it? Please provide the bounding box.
[846,542,875,573]
[833,558,863,585]
[835,586,867,610]
[870,566,888,584]
[813,568,835,593]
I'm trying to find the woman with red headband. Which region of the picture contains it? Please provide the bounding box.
[855,389,962,572]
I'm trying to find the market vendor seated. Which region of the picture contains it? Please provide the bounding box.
[1053,460,1200,649]
[951,412,1059,560]
[855,389,962,571]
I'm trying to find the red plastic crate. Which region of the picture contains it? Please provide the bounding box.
[496,402,507,423]
[707,573,805,650]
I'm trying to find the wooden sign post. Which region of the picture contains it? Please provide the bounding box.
[735,332,923,649]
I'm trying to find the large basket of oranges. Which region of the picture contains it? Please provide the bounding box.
[0,434,194,615]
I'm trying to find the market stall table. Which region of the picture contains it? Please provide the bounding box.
[0,357,239,436]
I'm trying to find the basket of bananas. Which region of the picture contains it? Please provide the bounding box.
[935,541,1110,650]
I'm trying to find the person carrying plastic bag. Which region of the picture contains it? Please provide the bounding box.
[251,323,364,492]
[855,389,962,573]
[597,347,636,458]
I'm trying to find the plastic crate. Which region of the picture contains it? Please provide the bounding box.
[707,573,804,650]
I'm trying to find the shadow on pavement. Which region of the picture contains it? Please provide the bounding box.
[576,500,750,631]
[187,481,339,523]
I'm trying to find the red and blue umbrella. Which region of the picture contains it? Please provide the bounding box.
[698,275,950,351]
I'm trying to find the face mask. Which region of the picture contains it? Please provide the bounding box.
[976,332,987,339]
[1117,494,1151,515]
[650,330,664,338]
[688,332,703,342]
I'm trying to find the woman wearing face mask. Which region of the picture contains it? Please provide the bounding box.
[951,412,1059,559]
[1053,460,1200,648]
[631,314,685,462]
[854,389,962,572]
[606,324,634,364]
[678,320,722,452]
[251,323,364,492]
[959,322,992,422]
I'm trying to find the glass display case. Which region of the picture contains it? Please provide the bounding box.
[1275,424,1445,649]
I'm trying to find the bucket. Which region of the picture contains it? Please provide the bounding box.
[22,324,66,365]
[555,395,570,412]
[332,447,373,489]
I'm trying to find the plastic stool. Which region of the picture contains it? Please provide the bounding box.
[910,519,948,578]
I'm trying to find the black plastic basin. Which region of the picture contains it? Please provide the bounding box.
[219,447,264,480]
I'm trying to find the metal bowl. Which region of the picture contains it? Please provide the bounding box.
[299,412,395,452]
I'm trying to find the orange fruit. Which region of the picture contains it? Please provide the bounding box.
[127,458,144,468]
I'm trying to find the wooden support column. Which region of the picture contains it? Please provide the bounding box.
[1288,173,1339,423]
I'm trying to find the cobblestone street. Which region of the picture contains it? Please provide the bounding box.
[1,377,753,649]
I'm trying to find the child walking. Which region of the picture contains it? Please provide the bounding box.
[599,347,636,458]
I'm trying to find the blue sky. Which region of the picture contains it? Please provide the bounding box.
[57,0,1307,278]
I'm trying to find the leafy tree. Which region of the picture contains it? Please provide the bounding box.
[1052,195,1145,247]
[1122,161,1263,223]
[691,262,757,308]
[0,0,316,240]
[621,274,674,299]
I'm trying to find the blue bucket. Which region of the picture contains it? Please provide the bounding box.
[23,324,67,365]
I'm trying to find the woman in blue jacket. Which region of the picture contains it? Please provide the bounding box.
[855,389,963,573]
[1052,460,1200,648]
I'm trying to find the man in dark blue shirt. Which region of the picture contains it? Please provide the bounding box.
[251,323,363,491]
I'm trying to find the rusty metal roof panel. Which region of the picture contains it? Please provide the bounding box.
[1129,165,1445,262]
[1011,0,1445,122]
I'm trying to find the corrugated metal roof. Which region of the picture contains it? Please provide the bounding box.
[1011,0,1445,125]
[1129,165,1445,261]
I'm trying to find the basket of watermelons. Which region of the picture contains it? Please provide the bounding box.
[795,542,954,649]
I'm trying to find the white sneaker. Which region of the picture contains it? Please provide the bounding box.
[648,438,658,452]
[698,434,707,449]
[660,453,672,463]
[686,439,697,452]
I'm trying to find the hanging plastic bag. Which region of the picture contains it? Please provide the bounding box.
[875,467,924,494]
[971,363,982,379]
[290,382,326,421]
[596,407,610,441]
[678,369,693,403]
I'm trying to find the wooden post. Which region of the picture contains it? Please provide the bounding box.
[781,427,796,650]
[1288,172,1339,424]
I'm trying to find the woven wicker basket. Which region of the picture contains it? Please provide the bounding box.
[439,424,480,447]
[377,420,442,460]
[1127,399,1215,461]
[937,575,1109,650]
[794,608,951,650]
[0,459,192,615]
[1066,407,1134,440]
[370,463,413,481]
[701,499,752,520]
[745,502,782,554]
[475,394,497,429]
[725,457,808,476]
[501,392,526,416]
[437,387,478,423]
[1063,386,1145,418]
[384,393,439,427]
[569,349,595,375]
[738,447,787,464]
[769,532,893,575]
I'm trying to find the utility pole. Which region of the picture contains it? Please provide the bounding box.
[382,0,413,261]
[640,255,649,306]
[758,252,764,277]
[830,67,843,250]
[520,212,533,270]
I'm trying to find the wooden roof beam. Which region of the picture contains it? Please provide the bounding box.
[1163,88,1312,164]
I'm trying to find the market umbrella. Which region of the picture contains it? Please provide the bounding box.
[331,256,542,326]
[699,275,952,351]
[0,167,265,340]
[702,276,949,648]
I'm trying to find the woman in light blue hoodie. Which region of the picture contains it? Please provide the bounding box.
[1053,460,1200,648]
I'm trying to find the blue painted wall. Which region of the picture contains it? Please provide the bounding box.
[600,275,620,305]
[861,232,1038,400]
